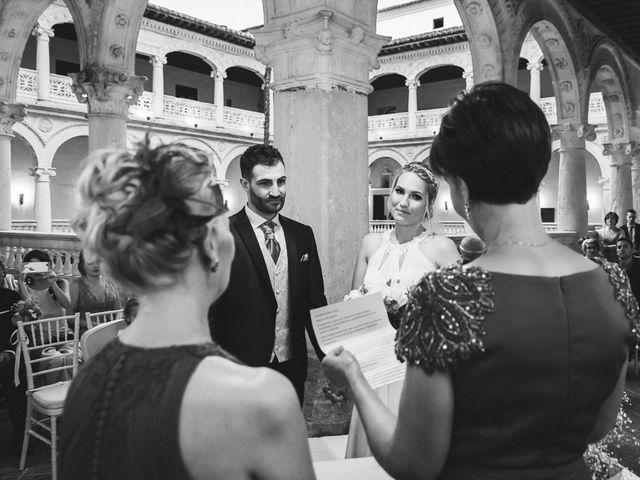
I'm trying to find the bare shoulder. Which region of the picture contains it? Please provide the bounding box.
[179,358,301,479]
[361,232,383,254]
[420,234,460,266]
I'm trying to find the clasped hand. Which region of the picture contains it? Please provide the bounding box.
[321,346,361,403]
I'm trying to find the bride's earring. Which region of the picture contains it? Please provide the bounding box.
[464,202,471,222]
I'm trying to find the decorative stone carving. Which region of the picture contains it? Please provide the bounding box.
[282,21,303,40]
[603,142,636,157]
[603,94,620,103]
[504,0,521,16]
[37,117,53,133]
[526,61,543,73]
[0,102,26,136]
[69,66,147,116]
[560,80,572,92]
[405,80,420,89]
[350,26,365,45]
[7,29,16,38]
[552,123,597,147]
[564,102,575,115]
[316,10,334,54]
[29,167,57,180]
[466,2,483,15]
[33,25,54,39]
[554,58,568,69]
[0,52,9,62]
[545,38,560,49]
[115,14,128,28]
[110,44,124,58]
[477,34,491,49]
[481,64,496,78]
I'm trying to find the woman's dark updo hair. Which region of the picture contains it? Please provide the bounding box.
[72,136,226,294]
[430,82,551,205]
[23,249,52,265]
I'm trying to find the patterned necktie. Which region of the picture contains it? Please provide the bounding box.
[259,220,281,264]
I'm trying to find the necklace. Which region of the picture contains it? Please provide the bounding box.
[487,238,554,249]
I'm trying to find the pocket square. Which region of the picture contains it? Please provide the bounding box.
[300,253,309,262]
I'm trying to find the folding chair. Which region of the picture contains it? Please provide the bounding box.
[17,313,80,480]
[81,319,127,361]
[85,308,123,330]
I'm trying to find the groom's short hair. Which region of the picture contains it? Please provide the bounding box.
[240,144,285,180]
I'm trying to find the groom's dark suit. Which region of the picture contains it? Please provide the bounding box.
[209,207,326,403]
[621,222,640,251]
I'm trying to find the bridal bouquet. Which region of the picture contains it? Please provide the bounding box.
[11,299,42,324]
[344,279,409,330]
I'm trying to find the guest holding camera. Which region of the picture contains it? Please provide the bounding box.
[18,250,70,318]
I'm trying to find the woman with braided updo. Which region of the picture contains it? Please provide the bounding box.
[323,83,637,479]
[345,162,460,458]
[60,139,315,480]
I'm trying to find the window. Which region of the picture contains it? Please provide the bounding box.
[540,208,555,223]
[175,84,198,101]
[433,17,444,29]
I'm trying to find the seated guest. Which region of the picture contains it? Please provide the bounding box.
[597,212,626,262]
[69,250,122,334]
[60,139,315,480]
[323,83,637,480]
[0,260,26,456]
[617,237,640,303]
[580,234,605,264]
[18,249,70,318]
[458,234,486,264]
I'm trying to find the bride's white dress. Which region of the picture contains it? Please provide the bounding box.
[345,229,438,458]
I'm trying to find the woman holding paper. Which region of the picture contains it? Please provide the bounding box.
[345,162,460,458]
[323,83,637,479]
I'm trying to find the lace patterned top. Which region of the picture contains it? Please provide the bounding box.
[75,276,121,315]
[396,264,638,480]
[363,229,438,295]
[60,338,238,480]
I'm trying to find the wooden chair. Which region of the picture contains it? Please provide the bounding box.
[17,313,80,480]
[85,308,123,330]
[81,319,127,361]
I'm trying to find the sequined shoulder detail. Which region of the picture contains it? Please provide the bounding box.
[602,262,640,344]
[395,265,495,373]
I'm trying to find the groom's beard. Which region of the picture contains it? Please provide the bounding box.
[249,188,285,215]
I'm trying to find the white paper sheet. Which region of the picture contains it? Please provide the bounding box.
[310,293,405,389]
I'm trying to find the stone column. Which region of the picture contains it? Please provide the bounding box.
[604,142,635,214]
[151,55,166,118]
[30,167,56,232]
[70,67,146,150]
[632,148,640,213]
[406,80,419,132]
[213,71,225,126]
[527,60,543,101]
[253,9,388,302]
[462,70,474,91]
[0,103,26,230]
[34,26,54,102]
[598,176,611,220]
[552,123,596,235]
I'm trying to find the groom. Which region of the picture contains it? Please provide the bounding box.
[209,144,327,405]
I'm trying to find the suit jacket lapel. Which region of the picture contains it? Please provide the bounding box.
[234,209,272,292]
[281,216,299,300]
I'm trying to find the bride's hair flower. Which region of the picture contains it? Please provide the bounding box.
[11,299,42,324]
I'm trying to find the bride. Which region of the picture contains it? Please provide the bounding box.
[345,161,460,458]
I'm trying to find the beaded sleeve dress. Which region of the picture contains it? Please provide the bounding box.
[345,229,438,458]
[395,263,638,480]
[60,339,238,480]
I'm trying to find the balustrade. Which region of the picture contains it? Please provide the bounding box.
[0,231,81,277]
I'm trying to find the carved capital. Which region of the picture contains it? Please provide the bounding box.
[211,70,227,81]
[151,55,166,68]
[69,66,147,116]
[405,79,420,89]
[526,61,543,73]
[597,176,610,188]
[29,167,57,181]
[603,141,637,157]
[462,70,474,80]
[551,123,597,148]
[33,25,54,39]
[0,102,26,136]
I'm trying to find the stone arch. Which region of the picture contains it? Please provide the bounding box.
[588,40,632,144]
[12,122,47,167]
[39,3,74,30]
[368,157,402,189]
[413,146,433,165]
[452,0,504,83]
[410,56,470,84]
[44,123,89,162]
[369,70,408,83]
[165,48,218,73]
[11,132,40,220]
[0,0,57,101]
[220,143,253,178]
[225,64,265,81]
[550,138,608,180]
[368,148,407,167]
[514,1,587,123]
[172,137,221,176]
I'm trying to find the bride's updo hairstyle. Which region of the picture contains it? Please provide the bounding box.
[72,136,227,293]
[390,162,439,220]
[430,82,551,205]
